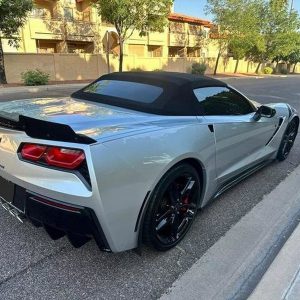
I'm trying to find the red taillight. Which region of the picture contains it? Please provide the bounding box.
[21,144,47,161]
[45,147,85,169]
[20,143,85,170]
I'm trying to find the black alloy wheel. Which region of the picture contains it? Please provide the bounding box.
[143,163,201,251]
[277,119,298,161]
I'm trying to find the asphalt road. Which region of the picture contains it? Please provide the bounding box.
[0,77,299,299]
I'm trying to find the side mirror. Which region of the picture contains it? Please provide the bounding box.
[253,105,276,121]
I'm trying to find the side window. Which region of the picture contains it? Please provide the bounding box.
[194,87,255,116]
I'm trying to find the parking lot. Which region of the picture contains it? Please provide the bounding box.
[0,76,300,299]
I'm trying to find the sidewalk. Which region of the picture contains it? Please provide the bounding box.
[160,164,300,300]
[249,224,300,299]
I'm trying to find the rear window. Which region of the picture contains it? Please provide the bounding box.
[84,80,163,104]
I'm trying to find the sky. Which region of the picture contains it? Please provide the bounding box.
[174,0,300,21]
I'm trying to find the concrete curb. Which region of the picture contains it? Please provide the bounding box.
[160,164,300,300]
[0,83,86,95]
[211,74,300,81]
[249,224,300,299]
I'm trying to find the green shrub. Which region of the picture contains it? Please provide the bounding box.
[152,69,164,72]
[263,67,273,74]
[21,69,50,86]
[191,63,207,75]
[130,67,144,72]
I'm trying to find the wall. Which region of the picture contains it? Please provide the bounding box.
[3,52,299,84]
[4,53,103,82]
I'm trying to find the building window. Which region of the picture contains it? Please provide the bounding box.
[148,45,162,57]
[202,29,209,38]
[36,40,58,53]
[187,47,201,57]
[64,8,74,21]
[169,22,185,33]
[189,24,201,35]
[169,46,185,58]
[75,9,92,22]
[67,42,94,54]
[31,8,49,19]
[82,11,91,22]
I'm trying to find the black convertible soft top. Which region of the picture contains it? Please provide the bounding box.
[71,72,228,116]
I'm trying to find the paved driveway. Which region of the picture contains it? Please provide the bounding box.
[0,77,299,299]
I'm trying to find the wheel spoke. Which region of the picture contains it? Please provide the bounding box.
[156,215,172,231]
[289,124,296,134]
[288,132,296,144]
[186,208,195,219]
[156,209,172,225]
[170,212,181,240]
[282,127,297,157]
[177,218,188,233]
[282,135,290,156]
[180,177,195,198]
[168,183,181,205]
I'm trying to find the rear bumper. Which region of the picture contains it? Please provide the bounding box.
[5,186,111,252]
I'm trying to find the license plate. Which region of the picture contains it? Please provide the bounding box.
[0,176,15,203]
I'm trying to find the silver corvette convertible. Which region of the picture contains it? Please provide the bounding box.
[0,72,298,252]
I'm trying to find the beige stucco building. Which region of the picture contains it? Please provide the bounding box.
[2,1,298,83]
[2,0,217,59]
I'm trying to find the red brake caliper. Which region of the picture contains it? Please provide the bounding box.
[183,196,189,205]
[181,196,189,212]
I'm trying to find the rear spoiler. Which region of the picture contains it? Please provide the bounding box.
[0,113,96,145]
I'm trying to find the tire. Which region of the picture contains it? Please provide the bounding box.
[143,163,201,251]
[277,118,298,161]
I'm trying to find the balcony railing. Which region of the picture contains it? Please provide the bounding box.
[169,32,187,47]
[28,17,63,40]
[30,11,93,23]
[28,17,95,41]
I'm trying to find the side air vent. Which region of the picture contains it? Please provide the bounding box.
[266,117,284,146]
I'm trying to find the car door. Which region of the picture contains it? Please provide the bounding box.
[194,86,277,185]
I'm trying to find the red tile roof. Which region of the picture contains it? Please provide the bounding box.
[168,13,213,28]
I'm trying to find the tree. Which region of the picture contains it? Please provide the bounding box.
[95,0,172,72]
[288,50,300,73]
[229,39,249,73]
[0,0,33,84]
[259,0,300,70]
[246,36,266,73]
[283,33,300,72]
[206,0,263,74]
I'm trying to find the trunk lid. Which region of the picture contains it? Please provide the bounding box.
[0,97,154,142]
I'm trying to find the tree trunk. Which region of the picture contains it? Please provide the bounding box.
[214,50,221,75]
[275,61,279,73]
[106,31,111,74]
[293,62,297,73]
[234,59,239,74]
[119,38,124,72]
[255,62,262,74]
[0,38,7,84]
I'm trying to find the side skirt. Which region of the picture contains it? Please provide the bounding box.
[213,159,274,200]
